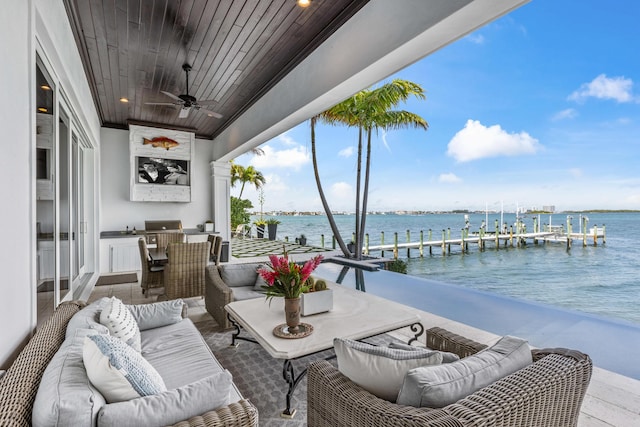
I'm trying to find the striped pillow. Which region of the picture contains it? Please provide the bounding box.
[99,296,141,352]
[83,334,166,403]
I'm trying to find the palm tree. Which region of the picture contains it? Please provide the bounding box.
[310,116,351,256]
[231,164,266,198]
[313,79,428,259]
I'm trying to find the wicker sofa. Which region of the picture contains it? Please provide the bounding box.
[0,300,258,427]
[308,327,592,427]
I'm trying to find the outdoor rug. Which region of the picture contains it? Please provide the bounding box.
[193,318,395,427]
[96,272,139,286]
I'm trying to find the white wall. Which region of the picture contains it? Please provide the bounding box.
[0,0,34,369]
[100,128,213,232]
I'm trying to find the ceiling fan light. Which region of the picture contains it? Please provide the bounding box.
[37,107,48,113]
[40,84,51,91]
[119,97,129,103]
[297,0,311,7]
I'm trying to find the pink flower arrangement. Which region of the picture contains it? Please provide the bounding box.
[257,251,324,300]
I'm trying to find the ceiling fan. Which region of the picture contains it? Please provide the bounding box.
[145,64,223,119]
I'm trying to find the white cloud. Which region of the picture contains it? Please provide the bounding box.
[438,173,462,183]
[446,119,541,162]
[278,133,297,146]
[568,74,634,103]
[467,34,485,44]
[626,194,640,204]
[329,182,353,202]
[250,144,310,171]
[338,146,354,157]
[552,108,578,121]
[569,168,583,178]
[381,129,391,152]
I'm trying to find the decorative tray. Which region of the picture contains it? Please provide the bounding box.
[273,323,314,339]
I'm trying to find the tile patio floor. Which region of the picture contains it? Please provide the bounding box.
[84,271,640,427]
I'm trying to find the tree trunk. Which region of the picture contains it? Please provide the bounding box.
[354,127,363,259]
[310,117,350,257]
[358,129,373,260]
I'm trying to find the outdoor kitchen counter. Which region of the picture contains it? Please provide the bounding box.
[100,228,216,239]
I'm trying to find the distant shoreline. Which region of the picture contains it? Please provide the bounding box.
[252,209,640,217]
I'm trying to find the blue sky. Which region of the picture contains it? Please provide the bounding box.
[233,0,640,213]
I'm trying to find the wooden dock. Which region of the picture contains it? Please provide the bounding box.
[359,217,606,259]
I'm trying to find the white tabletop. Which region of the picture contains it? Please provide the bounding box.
[225,282,421,359]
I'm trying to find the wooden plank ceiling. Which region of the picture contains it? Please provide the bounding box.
[64,0,368,139]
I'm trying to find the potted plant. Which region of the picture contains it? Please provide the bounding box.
[265,218,281,241]
[301,277,333,316]
[257,251,324,333]
[347,240,355,255]
[254,219,267,238]
[296,234,307,246]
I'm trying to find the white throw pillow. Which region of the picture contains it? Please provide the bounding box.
[334,338,442,402]
[126,299,184,331]
[397,335,532,408]
[99,296,141,351]
[83,334,166,403]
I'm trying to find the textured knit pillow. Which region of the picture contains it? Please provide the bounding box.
[334,338,443,402]
[99,296,141,351]
[83,334,166,403]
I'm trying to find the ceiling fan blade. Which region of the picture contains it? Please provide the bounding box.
[195,99,218,105]
[196,106,223,119]
[145,102,178,106]
[161,91,184,103]
[178,107,191,119]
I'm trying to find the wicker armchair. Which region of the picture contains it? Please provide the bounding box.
[162,241,210,300]
[308,327,592,427]
[156,231,185,251]
[138,237,164,296]
[204,264,234,329]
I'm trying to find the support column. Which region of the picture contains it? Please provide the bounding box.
[210,161,231,245]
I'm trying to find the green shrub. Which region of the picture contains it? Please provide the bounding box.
[230,196,253,228]
[386,259,407,274]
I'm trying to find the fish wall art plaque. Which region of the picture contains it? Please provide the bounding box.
[143,136,180,150]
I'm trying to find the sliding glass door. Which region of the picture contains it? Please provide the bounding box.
[36,55,93,325]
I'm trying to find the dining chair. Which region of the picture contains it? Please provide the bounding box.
[156,232,185,251]
[162,241,211,300]
[137,238,164,297]
[207,234,223,265]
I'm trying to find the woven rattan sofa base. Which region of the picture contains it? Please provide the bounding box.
[308,327,592,427]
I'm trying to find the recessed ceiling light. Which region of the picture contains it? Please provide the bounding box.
[297,0,311,7]
[37,107,48,113]
[120,97,129,103]
[40,85,51,91]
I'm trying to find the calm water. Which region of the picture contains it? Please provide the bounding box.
[257,212,640,325]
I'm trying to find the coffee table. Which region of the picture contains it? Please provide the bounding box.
[225,282,423,418]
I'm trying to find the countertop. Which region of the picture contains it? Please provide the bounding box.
[100,228,217,239]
